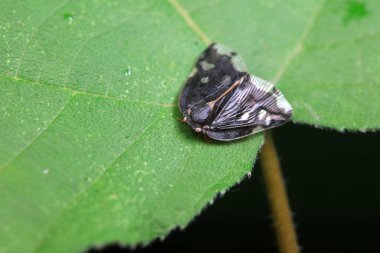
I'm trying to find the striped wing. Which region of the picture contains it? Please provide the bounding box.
[209,75,292,136]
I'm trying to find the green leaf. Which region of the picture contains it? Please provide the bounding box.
[1,0,379,252]
[183,0,380,130]
[0,1,261,253]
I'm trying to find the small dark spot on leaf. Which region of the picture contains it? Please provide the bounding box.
[63,13,74,25]
[63,13,73,20]
[343,0,369,25]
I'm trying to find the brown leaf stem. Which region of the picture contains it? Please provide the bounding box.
[260,131,299,253]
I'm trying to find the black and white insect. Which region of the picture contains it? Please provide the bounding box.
[179,43,292,141]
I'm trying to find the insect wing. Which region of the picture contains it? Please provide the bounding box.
[205,128,258,141]
[179,43,247,113]
[208,75,292,139]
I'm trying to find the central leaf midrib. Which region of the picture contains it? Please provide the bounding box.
[0,73,174,107]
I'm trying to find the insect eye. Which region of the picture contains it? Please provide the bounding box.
[190,105,212,125]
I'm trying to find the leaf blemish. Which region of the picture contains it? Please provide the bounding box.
[124,65,132,77]
[63,13,73,25]
[343,0,369,25]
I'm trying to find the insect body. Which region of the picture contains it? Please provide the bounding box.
[179,43,292,141]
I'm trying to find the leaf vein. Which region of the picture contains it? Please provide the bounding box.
[273,0,327,83]
[168,0,211,45]
[0,73,175,107]
[150,145,196,229]
[63,2,157,87]
[0,93,75,171]
[14,0,70,78]
[31,108,167,252]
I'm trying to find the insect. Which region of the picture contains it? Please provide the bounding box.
[178,43,293,141]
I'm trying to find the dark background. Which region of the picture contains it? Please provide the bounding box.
[89,123,380,253]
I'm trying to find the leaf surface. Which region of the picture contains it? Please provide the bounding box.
[1,0,379,252]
